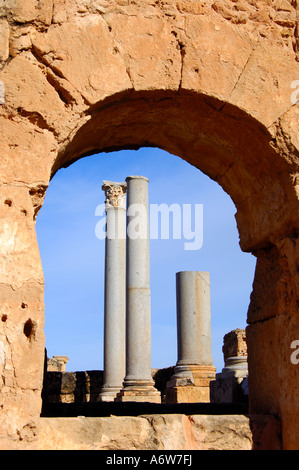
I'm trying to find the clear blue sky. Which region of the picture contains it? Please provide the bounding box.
[36,147,256,373]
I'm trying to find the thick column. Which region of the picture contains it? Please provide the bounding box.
[117,176,160,403]
[166,271,216,403]
[99,181,127,402]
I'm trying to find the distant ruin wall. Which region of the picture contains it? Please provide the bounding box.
[1,0,299,450]
[42,368,174,405]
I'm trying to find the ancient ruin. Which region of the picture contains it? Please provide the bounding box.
[99,176,216,403]
[166,271,216,403]
[39,330,276,450]
[1,0,299,450]
[47,355,69,373]
[116,176,160,403]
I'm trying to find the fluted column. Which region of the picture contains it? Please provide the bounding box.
[166,271,216,403]
[117,176,160,403]
[99,181,127,402]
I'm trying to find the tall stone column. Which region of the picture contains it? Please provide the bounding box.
[166,271,216,403]
[99,181,127,402]
[117,176,160,403]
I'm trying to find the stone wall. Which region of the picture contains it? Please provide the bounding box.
[42,330,248,407]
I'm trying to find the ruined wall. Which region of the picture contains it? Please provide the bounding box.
[1,0,299,449]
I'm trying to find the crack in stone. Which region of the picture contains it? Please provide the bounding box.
[45,69,77,108]
[170,30,186,93]
[178,42,185,93]
[100,15,135,90]
[17,107,55,133]
[30,44,90,107]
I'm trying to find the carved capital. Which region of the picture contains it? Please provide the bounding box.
[102,181,127,209]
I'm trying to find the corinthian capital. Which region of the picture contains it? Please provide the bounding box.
[102,181,127,209]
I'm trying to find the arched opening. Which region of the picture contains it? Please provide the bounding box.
[36,88,295,412]
[37,144,255,394]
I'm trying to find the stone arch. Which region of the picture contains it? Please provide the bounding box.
[1,0,299,449]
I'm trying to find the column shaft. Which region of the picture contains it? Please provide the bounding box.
[117,176,160,403]
[99,182,126,402]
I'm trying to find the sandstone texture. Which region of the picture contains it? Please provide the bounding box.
[222,329,247,364]
[37,414,281,450]
[1,0,299,450]
[42,368,175,404]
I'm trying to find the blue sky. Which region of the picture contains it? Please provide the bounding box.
[36,147,256,373]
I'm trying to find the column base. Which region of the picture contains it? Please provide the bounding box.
[165,365,216,404]
[210,356,248,404]
[115,380,161,403]
[98,386,123,402]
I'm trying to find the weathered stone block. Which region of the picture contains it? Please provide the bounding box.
[0,20,9,67]
[0,0,299,451]
[222,329,247,364]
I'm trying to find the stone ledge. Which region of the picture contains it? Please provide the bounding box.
[37,414,281,450]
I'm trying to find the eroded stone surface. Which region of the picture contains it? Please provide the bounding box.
[222,329,247,364]
[37,414,281,450]
[0,0,299,450]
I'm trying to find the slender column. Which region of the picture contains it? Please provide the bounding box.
[117,176,160,403]
[99,181,127,402]
[166,271,216,403]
